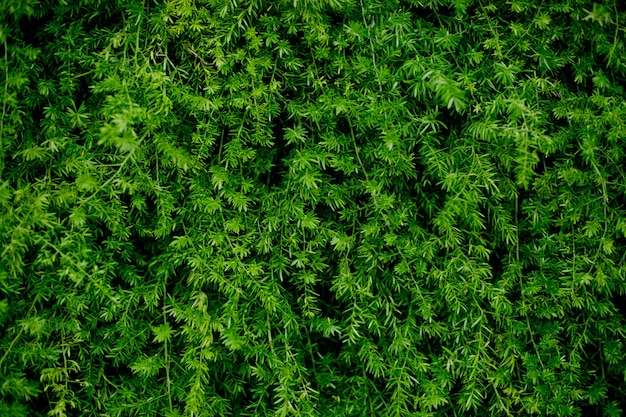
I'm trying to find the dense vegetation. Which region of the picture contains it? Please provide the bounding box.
[2,0,626,416]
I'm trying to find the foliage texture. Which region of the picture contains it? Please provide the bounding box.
[1,0,626,416]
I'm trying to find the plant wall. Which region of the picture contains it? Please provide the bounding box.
[1,0,626,416]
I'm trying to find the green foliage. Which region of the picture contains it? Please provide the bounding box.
[1,0,626,416]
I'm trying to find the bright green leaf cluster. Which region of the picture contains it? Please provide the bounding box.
[1,0,626,416]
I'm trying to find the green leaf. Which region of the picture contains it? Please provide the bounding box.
[151,323,174,344]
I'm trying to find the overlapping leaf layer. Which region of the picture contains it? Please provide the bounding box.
[1,0,626,416]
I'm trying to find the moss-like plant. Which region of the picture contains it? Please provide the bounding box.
[1,1,626,416]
